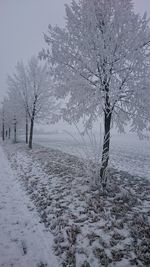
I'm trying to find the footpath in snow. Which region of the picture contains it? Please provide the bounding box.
[0,145,59,267]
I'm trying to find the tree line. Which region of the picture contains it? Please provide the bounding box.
[1,57,58,149]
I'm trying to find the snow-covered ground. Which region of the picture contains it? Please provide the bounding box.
[0,145,59,267]
[3,142,150,267]
[31,132,150,180]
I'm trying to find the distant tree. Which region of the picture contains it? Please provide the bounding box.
[8,57,57,149]
[5,92,24,143]
[0,101,6,141]
[8,61,30,144]
[26,57,56,149]
[42,0,150,187]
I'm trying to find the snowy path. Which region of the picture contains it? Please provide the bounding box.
[0,145,59,267]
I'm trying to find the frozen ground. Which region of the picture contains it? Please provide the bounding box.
[30,132,150,181]
[0,145,59,267]
[3,142,150,267]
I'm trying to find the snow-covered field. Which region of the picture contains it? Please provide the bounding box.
[31,132,150,181]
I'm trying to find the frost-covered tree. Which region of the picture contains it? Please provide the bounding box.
[8,57,57,149]
[42,0,150,186]
[7,64,29,143]
[26,56,56,149]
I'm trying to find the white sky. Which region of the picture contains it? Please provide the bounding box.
[0,0,150,103]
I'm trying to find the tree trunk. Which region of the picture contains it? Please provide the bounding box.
[29,95,37,149]
[100,86,112,188]
[29,118,34,149]
[2,120,5,141]
[9,128,11,139]
[100,111,111,186]
[14,121,17,143]
[26,115,28,144]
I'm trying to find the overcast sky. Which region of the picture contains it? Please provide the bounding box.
[0,0,150,103]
